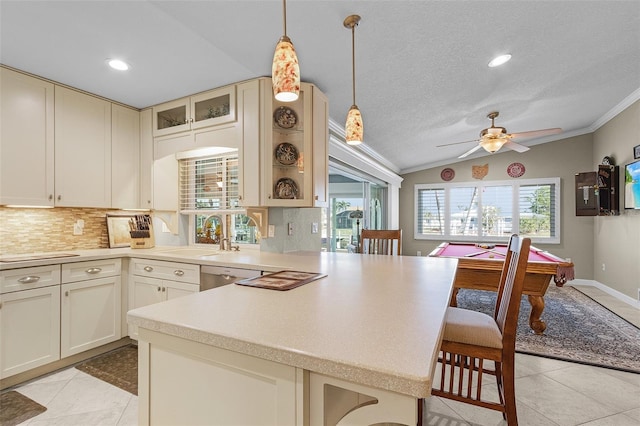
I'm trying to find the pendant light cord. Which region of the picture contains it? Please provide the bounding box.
[282,0,287,36]
[351,24,356,105]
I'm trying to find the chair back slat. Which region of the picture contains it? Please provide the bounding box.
[360,229,402,255]
[494,235,531,344]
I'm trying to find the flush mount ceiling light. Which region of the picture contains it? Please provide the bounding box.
[107,59,130,71]
[488,54,512,68]
[344,14,363,146]
[272,0,300,102]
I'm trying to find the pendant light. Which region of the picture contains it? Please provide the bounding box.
[344,14,363,145]
[272,0,300,102]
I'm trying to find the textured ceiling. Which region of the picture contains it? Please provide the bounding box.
[1,1,639,173]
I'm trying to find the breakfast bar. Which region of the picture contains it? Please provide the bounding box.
[127,251,457,425]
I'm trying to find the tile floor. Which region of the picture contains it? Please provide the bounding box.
[9,284,640,426]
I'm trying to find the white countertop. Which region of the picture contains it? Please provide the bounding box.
[1,246,457,398]
[128,251,457,398]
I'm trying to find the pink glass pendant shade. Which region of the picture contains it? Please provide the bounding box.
[346,105,363,145]
[272,35,300,102]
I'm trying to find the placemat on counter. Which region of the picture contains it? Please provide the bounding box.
[235,271,326,291]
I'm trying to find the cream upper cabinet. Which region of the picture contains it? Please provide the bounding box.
[260,79,328,207]
[236,79,261,207]
[55,86,112,208]
[0,67,55,206]
[112,104,140,209]
[152,86,236,138]
[139,108,154,209]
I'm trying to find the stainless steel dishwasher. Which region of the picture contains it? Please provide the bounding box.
[200,265,262,291]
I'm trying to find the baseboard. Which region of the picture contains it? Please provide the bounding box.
[567,279,640,309]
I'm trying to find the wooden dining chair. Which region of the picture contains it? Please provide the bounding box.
[429,234,531,426]
[359,229,402,255]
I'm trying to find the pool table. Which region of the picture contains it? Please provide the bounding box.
[429,242,574,335]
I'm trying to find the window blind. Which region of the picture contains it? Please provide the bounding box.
[179,154,241,214]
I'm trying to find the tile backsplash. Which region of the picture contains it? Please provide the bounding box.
[0,207,113,255]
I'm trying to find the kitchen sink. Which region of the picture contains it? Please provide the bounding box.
[159,248,222,257]
[0,253,80,262]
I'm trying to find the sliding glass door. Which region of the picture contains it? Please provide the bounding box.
[323,162,388,252]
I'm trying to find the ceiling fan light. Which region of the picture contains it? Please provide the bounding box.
[345,105,363,145]
[272,35,300,102]
[488,54,512,68]
[479,137,507,153]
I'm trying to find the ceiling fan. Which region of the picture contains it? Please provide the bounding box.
[438,111,562,158]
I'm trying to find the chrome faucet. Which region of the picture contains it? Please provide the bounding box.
[220,237,229,251]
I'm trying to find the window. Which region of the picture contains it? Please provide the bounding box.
[414,178,560,243]
[179,152,259,246]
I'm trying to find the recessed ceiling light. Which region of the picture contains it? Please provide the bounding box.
[488,54,512,68]
[107,59,130,71]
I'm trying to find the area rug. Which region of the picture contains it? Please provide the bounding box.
[76,344,138,395]
[456,286,640,374]
[0,391,46,426]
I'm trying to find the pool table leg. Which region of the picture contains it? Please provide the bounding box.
[527,295,547,335]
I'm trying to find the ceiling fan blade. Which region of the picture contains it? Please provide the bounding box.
[436,138,479,148]
[458,144,482,158]
[503,140,530,153]
[509,128,562,139]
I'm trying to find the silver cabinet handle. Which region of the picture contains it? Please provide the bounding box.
[49,194,53,201]
[85,267,102,274]
[18,276,40,284]
[157,286,161,292]
[174,270,184,277]
[57,195,62,201]
[162,287,166,292]
[144,266,153,272]
[65,291,69,297]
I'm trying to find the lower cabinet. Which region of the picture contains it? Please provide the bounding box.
[128,259,199,339]
[137,330,303,425]
[60,275,122,358]
[0,285,61,379]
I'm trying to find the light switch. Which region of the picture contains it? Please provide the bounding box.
[268,225,275,238]
[288,223,294,235]
[311,223,319,234]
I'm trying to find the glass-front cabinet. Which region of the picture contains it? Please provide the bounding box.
[260,80,328,207]
[153,86,236,137]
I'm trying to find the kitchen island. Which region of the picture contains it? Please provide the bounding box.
[127,251,457,425]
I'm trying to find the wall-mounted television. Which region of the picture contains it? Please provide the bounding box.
[624,159,640,209]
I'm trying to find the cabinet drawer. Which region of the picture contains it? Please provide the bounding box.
[0,265,61,294]
[130,258,199,284]
[61,259,122,283]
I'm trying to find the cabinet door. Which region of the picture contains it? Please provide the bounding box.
[0,68,55,206]
[190,86,236,130]
[311,85,329,207]
[60,276,121,358]
[153,154,179,211]
[0,286,61,379]
[153,97,190,137]
[128,275,164,340]
[54,86,112,207]
[140,109,154,209]
[237,79,261,206]
[164,280,198,300]
[112,104,140,209]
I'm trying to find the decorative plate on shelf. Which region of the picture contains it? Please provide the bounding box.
[440,167,455,181]
[275,142,299,166]
[274,178,299,199]
[273,106,298,129]
[507,162,526,178]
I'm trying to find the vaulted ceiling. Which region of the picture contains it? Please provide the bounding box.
[2,1,639,173]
